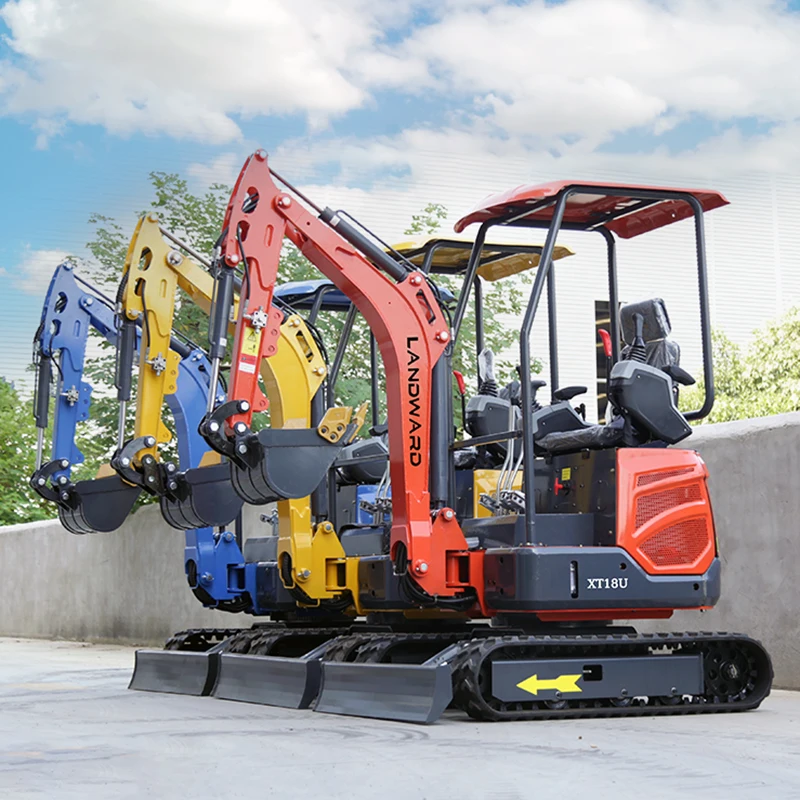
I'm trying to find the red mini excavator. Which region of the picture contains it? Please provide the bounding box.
[134,151,772,723]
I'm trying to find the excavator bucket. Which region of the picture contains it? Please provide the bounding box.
[58,476,142,534]
[229,461,279,506]
[229,428,347,505]
[160,463,245,530]
[129,649,219,696]
[314,661,454,724]
[212,651,324,708]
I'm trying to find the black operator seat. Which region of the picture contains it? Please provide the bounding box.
[621,297,679,366]
[620,297,694,399]
[537,298,694,455]
[464,349,525,464]
[466,348,592,463]
[335,424,389,485]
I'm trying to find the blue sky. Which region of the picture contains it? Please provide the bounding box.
[3,0,800,387]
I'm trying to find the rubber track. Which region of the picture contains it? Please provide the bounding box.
[224,625,353,657]
[450,631,773,721]
[164,628,249,652]
[351,631,477,664]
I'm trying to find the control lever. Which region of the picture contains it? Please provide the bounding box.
[530,378,547,411]
[663,364,696,386]
[627,312,648,363]
[453,370,467,432]
[599,328,613,378]
[553,385,586,402]
[477,348,498,396]
[598,328,613,420]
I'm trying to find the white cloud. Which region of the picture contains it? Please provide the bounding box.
[5,0,800,154]
[187,151,245,187]
[11,245,71,294]
[32,116,64,149]
[0,0,417,142]
[365,0,800,148]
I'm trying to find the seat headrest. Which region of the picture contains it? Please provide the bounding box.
[621,298,671,344]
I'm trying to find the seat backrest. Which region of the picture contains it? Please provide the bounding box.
[620,298,680,371]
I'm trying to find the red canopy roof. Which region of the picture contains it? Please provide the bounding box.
[454,181,729,239]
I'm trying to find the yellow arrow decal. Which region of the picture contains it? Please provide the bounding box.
[516,673,583,696]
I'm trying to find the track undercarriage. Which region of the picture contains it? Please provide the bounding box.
[130,623,773,724]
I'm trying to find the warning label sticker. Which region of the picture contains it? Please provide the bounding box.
[561,467,572,481]
[241,327,262,357]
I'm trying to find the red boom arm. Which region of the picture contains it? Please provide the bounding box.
[221,150,471,598]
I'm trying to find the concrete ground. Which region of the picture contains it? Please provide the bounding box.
[1,638,799,800]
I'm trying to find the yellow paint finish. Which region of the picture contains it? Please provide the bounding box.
[264,314,348,601]
[260,315,324,429]
[473,469,523,518]
[122,216,182,461]
[388,237,574,282]
[516,673,582,696]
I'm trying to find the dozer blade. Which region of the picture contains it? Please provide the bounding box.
[129,649,219,696]
[59,476,142,534]
[212,652,323,709]
[160,463,244,530]
[314,661,453,724]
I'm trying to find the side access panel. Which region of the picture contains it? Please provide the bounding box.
[492,654,703,703]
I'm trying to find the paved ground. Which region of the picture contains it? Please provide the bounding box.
[1,638,799,800]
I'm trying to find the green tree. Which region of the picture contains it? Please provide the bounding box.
[0,379,53,525]
[71,179,231,478]
[401,203,542,398]
[27,177,544,516]
[682,308,800,423]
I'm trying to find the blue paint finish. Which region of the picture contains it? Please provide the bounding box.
[355,484,392,525]
[164,348,226,471]
[37,263,224,481]
[184,527,248,604]
[36,263,256,609]
[38,263,102,473]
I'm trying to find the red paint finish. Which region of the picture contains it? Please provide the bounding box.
[220,151,470,596]
[221,150,286,428]
[454,181,728,239]
[616,448,716,576]
[598,328,612,358]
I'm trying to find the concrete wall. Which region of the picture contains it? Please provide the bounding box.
[0,503,268,645]
[634,412,800,690]
[2,414,799,687]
